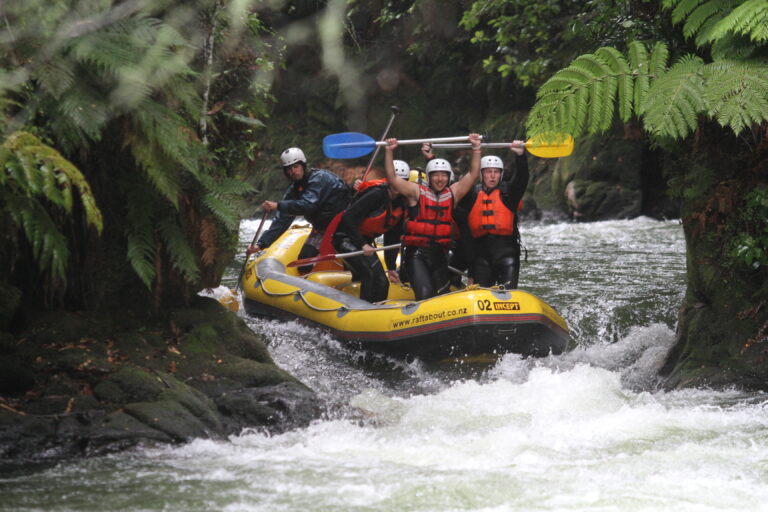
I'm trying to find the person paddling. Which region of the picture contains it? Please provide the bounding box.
[383,134,482,300]
[246,147,350,272]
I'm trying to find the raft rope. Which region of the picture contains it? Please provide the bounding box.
[255,274,404,313]
[252,264,506,313]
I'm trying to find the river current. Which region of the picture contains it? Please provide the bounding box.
[4,217,768,511]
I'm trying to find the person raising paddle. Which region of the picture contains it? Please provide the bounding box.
[460,142,529,289]
[384,133,482,300]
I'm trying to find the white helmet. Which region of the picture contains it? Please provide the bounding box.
[280,147,306,167]
[481,155,504,171]
[393,160,410,180]
[425,158,454,182]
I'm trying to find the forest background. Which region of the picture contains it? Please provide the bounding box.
[1,0,767,399]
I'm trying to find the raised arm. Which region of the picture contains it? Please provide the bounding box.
[450,133,482,202]
[384,138,420,205]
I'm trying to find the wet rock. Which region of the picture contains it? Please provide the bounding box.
[0,297,321,462]
[215,382,322,433]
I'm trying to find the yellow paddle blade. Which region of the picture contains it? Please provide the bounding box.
[525,135,574,158]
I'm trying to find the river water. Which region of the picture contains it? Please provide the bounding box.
[4,217,768,511]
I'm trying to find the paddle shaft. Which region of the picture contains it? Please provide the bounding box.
[287,243,401,267]
[235,210,269,292]
[361,106,400,182]
[433,141,568,148]
[333,135,473,149]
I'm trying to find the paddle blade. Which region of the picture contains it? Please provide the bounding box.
[525,135,574,158]
[323,132,377,159]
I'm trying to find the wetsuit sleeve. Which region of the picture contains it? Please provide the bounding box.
[257,188,296,249]
[383,225,402,270]
[278,171,336,218]
[338,187,385,249]
[504,153,530,208]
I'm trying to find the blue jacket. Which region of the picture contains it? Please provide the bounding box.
[257,168,350,248]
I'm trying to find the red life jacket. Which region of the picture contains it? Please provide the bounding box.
[356,184,405,237]
[356,178,386,194]
[468,187,516,238]
[402,185,455,247]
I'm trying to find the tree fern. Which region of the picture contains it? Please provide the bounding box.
[703,60,768,133]
[643,55,707,139]
[663,0,767,52]
[124,181,158,288]
[527,36,767,141]
[527,42,671,138]
[158,216,200,284]
[707,0,768,43]
[2,2,274,305]
[0,131,103,283]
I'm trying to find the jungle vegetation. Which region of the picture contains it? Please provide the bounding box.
[1,0,766,386]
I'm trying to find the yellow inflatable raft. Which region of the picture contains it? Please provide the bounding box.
[242,226,569,362]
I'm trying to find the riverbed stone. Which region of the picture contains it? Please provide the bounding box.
[215,382,322,433]
[0,296,321,462]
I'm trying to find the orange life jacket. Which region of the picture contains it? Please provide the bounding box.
[468,187,516,238]
[402,185,455,247]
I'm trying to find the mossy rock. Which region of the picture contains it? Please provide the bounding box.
[123,400,216,442]
[97,366,167,403]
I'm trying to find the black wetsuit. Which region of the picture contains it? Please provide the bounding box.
[332,185,404,303]
[461,153,529,288]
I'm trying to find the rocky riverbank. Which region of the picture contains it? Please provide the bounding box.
[0,296,321,466]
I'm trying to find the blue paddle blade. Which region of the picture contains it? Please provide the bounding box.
[323,132,377,159]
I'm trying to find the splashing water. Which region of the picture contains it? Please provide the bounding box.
[5,218,768,512]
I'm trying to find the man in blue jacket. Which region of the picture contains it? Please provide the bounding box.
[247,147,350,269]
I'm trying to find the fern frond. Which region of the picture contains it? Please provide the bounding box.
[132,99,201,176]
[3,194,69,282]
[707,0,768,42]
[642,55,707,138]
[2,132,103,232]
[665,0,702,24]
[648,42,670,77]
[629,41,652,112]
[55,82,110,141]
[124,182,158,288]
[703,61,768,134]
[35,59,76,99]
[126,230,157,289]
[596,47,633,122]
[202,193,240,231]
[126,135,182,209]
[528,44,653,138]
[683,0,732,39]
[158,216,200,283]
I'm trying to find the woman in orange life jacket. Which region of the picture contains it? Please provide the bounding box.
[461,141,528,289]
[383,133,482,300]
[329,161,410,303]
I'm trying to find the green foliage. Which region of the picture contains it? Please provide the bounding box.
[460,0,666,88]
[0,131,103,283]
[0,1,276,309]
[730,186,768,269]
[663,0,768,54]
[526,40,768,141]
